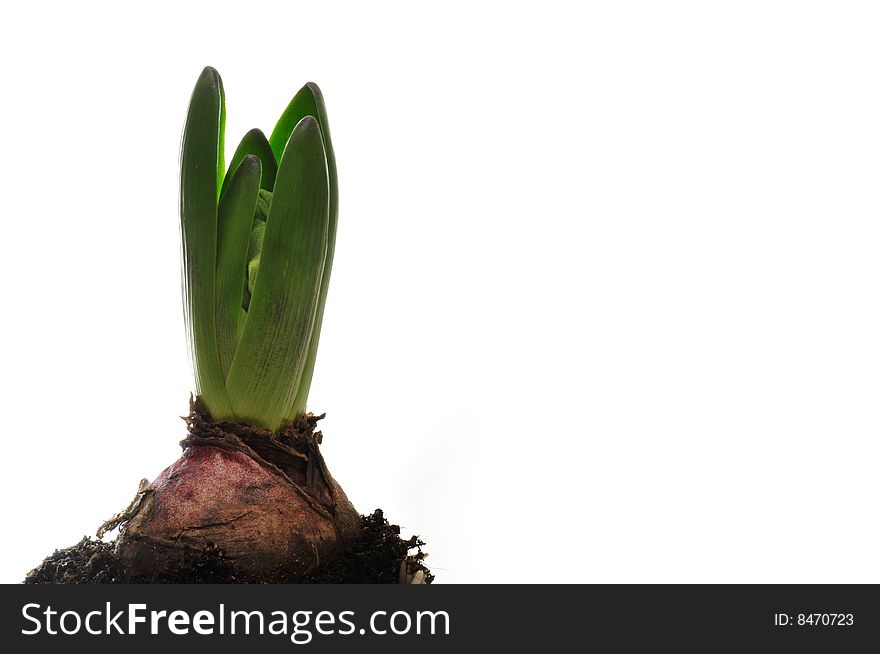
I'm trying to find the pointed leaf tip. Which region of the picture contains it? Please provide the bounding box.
[299,115,319,130]
[198,66,222,90]
[239,153,261,171]
[268,83,326,161]
[220,128,278,198]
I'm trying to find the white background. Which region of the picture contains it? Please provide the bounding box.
[1,1,878,583]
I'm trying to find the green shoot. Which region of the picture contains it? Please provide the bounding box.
[215,155,261,379]
[179,67,337,431]
[180,67,233,420]
[270,83,339,421]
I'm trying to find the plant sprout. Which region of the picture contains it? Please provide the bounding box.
[181,66,338,430]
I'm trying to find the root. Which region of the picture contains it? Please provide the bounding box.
[96,478,154,539]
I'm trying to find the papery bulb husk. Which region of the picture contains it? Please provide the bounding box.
[111,401,362,581]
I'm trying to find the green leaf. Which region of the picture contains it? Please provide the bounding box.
[270,83,339,418]
[180,66,233,419]
[225,116,330,430]
[220,128,277,199]
[216,154,261,380]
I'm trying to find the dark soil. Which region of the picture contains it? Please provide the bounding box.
[25,510,433,584]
